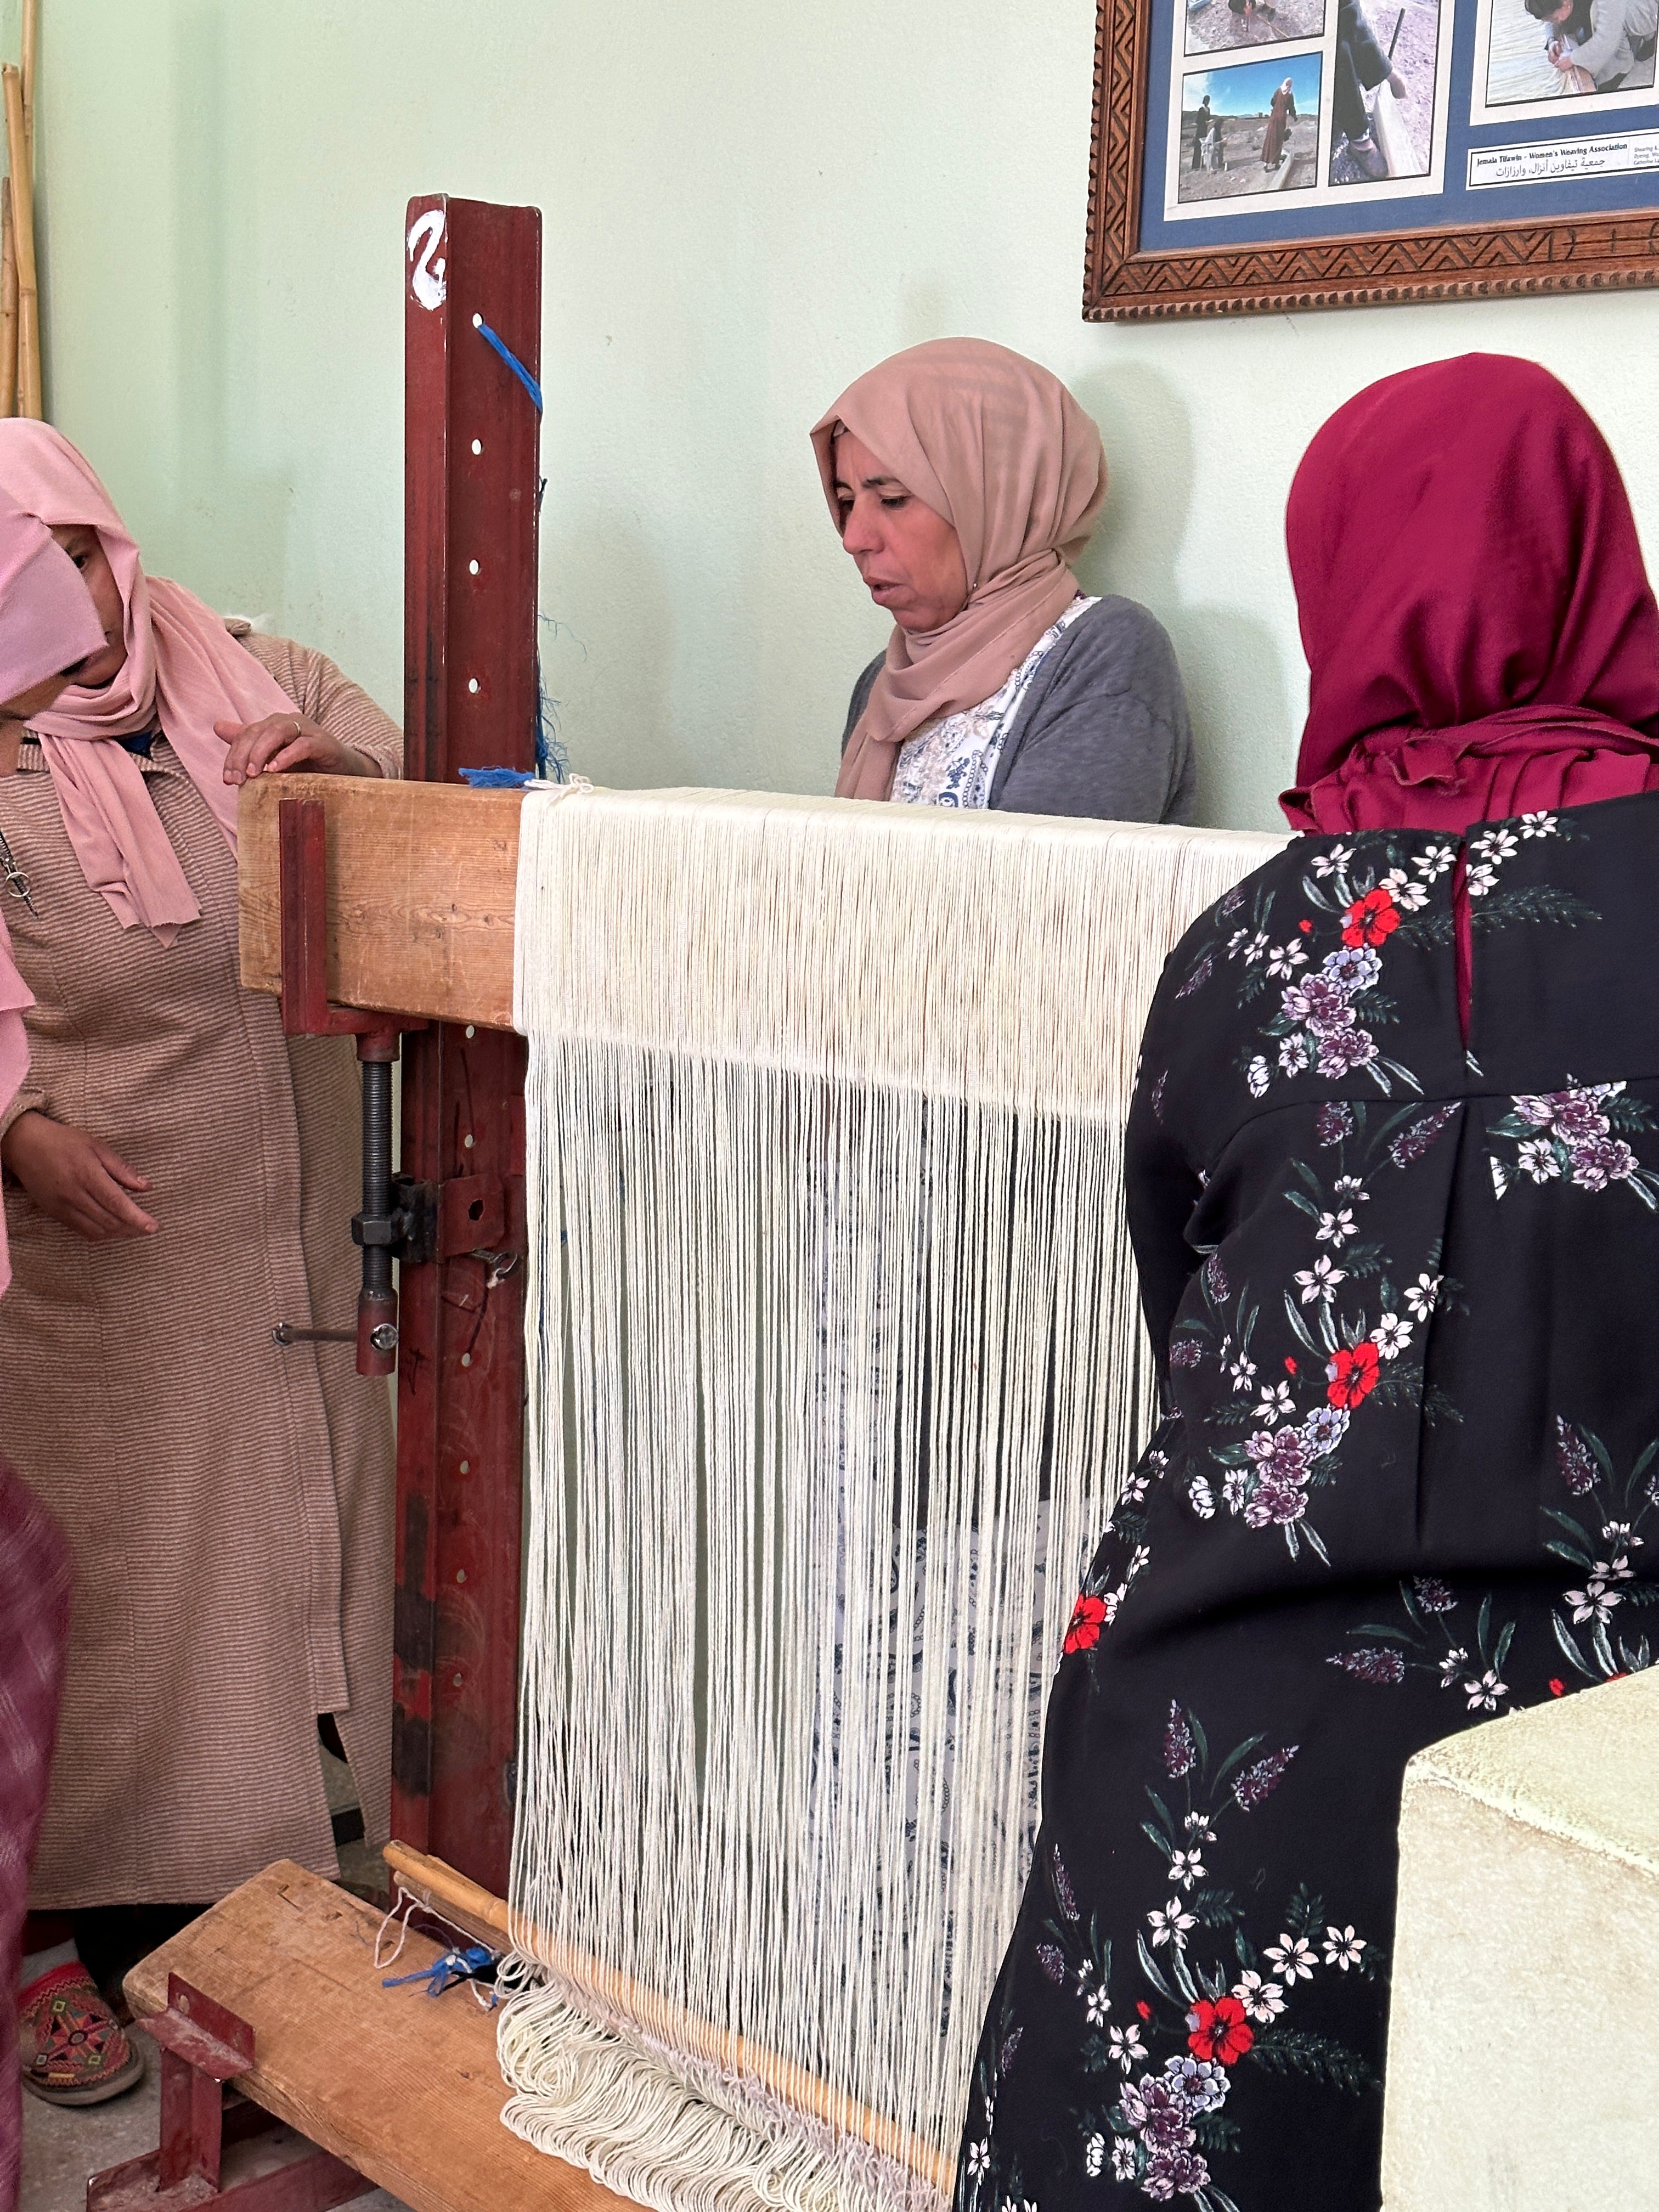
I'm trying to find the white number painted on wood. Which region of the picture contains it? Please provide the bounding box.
[407,208,448,311]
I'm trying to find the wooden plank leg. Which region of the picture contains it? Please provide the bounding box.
[121,1864,629,2212]
[89,1975,374,2212]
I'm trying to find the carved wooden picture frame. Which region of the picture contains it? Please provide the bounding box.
[1085,0,1659,318]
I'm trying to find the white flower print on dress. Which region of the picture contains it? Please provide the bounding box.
[1084,1980,1111,2025]
[1404,1272,1442,1321]
[1265,1934,1317,1982]
[1470,827,1520,867]
[1148,1898,1196,1949]
[1295,1257,1347,1304]
[1565,1578,1622,1624]
[1463,1669,1508,1711]
[1247,1055,1271,1098]
[1489,1086,1659,1208]
[1108,2023,1148,2073]
[1414,842,1457,879]
[1084,2132,1106,2178]
[1322,1925,1366,1971]
[1381,866,1429,913]
[1437,1646,1469,1688]
[1370,1314,1412,1361]
[1111,2138,1137,2181]
[1311,844,1355,879]
[1518,811,1559,838]
[1466,862,1499,898]
[1316,1208,1358,1247]
[1232,1971,1287,2022]
[1168,1848,1206,1891]
[1254,1383,1295,1424]
[1267,941,1307,978]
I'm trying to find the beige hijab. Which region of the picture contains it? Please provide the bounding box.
[812,338,1108,802]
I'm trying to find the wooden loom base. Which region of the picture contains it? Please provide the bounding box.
[123,1860,623,2212]
[383,1843,956,2197]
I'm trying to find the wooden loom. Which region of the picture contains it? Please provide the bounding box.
[94,195,606,2212]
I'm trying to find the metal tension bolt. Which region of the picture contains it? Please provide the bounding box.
[368,1323,399,1355]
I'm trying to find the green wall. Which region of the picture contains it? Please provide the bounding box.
[16,0,1659,830]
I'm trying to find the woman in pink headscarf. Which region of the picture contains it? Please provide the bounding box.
[815,338,1195,823]
[956,357,1658,2212]
[0,497,105,2209]
[0,424,398,2112]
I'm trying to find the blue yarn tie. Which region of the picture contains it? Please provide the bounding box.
[473,315,543,414]
[458,766,535,788]
[382,1942,497,1999]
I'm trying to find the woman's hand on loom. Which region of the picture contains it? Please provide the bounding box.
[1,1111,158,1239]
[216,714,379,785]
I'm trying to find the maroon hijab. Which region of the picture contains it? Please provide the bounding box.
[1280,354,1659,835]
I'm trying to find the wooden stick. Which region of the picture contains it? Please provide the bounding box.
[19,0,35,178]
[2,68,39,419]
[0,183,17,420]
[382,1839,956,2196]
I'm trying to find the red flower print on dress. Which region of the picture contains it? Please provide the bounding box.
[1340,888,1400,949]
[1327,1342,1381,1409]
[1549,1679,1566,1696]
[1064,1594,1108,1654]
[1186,1995,1255,2066]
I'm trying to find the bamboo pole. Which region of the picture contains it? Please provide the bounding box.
[19,0,35,177]
[2,67,39,419]
[0,183,16,420]
[382,1839,956,2196]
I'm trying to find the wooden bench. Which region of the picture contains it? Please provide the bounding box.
[121,1860,627,2212]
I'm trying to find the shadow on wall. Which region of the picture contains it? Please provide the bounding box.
[1070,363,1296,834]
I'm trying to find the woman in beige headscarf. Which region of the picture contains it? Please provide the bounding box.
[813,337,1194,822]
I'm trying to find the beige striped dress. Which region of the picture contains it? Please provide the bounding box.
[0,628,397,1908]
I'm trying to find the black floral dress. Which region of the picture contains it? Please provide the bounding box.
[958,798,1659,2211]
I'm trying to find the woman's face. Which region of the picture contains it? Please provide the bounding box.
[50,523,127,688]
[833,431,969,634]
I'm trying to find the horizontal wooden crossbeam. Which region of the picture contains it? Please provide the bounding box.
[238,774,526,1030]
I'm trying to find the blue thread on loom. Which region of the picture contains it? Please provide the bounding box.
[382,1942,499,2000]
[472,314,543,414]
[472,311,567,778]
[458,766,535,788]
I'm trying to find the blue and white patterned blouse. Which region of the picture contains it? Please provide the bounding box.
[890,595,1098,810]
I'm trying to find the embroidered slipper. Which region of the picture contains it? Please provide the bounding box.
[18,1961,145,2106]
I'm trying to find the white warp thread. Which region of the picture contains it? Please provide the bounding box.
[503,788,1286,2210]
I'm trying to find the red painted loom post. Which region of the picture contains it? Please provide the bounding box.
[396,194,541,1893]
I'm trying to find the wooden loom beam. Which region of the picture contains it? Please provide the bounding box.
[238,774,524,1029]
[394,194,542,1898]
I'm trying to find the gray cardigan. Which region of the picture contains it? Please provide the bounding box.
[842,595,1196,825]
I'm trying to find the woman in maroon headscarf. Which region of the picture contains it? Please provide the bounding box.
[955,356,1659,2211]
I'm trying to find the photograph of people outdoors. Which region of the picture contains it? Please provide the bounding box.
[1178,52,1323,196]
[1185,0,1325,58]
[1329,0,1441,178]
[1482,0,1655,101]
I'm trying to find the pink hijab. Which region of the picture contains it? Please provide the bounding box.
[0,421,301,942]
[1282,355,1659,835]
[812,339,1108,803]
[0,489,106,1295]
